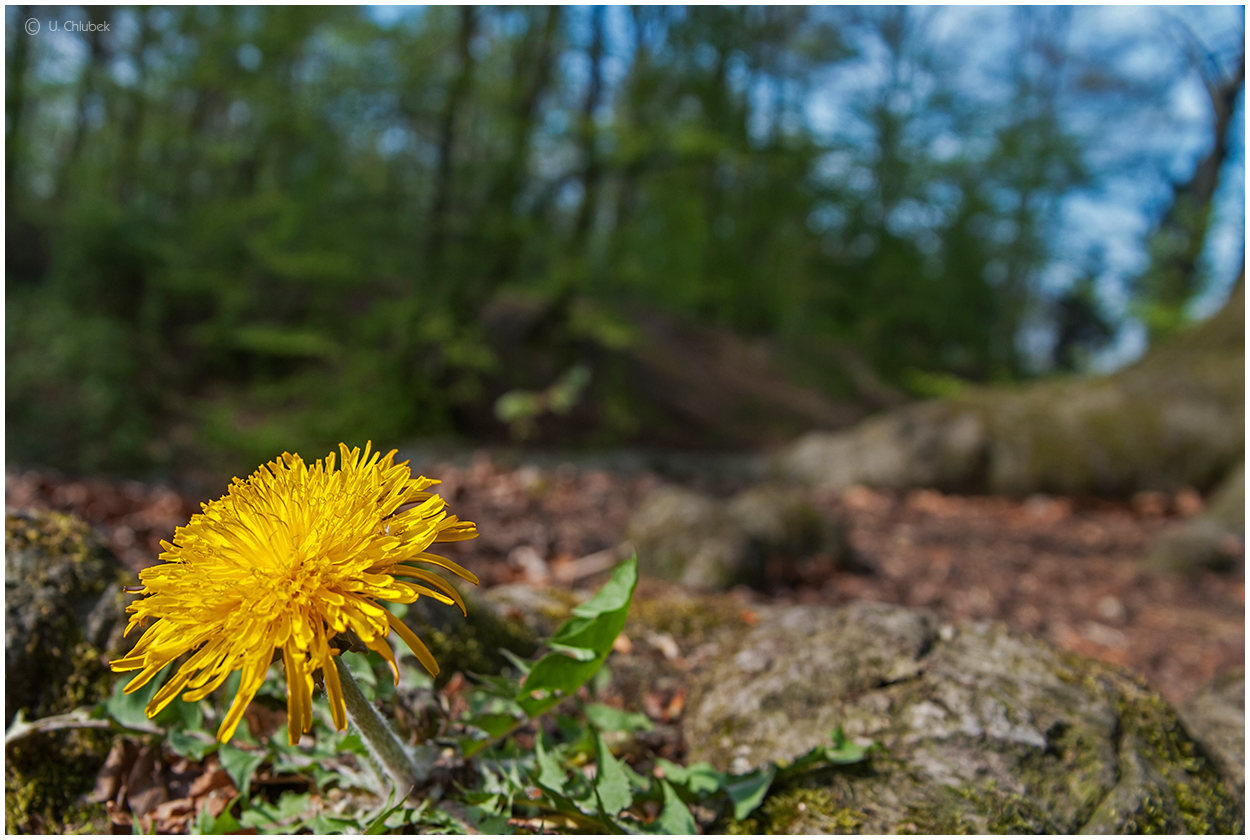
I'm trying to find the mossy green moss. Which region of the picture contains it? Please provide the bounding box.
[680,602,1241,835]
[627,592,748,649]
[1112,680,1243,834]
[5,510,135,835]
[406,600,541,688]
[896,800,975,834]
[4,509,127,717]
[1052,652,1242,834]
[4,730,112,834]
[888,779,1058,834]
[726,787,865,834]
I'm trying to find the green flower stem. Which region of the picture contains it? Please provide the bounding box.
[334,655,425,797]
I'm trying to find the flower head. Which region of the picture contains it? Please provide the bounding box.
[110,443,478,744]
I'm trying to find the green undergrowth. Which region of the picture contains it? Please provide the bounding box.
[16,557,874,834]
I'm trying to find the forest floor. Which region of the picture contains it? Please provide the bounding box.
[6,453,1243,707]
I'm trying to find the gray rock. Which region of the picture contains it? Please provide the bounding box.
[676,601,1241,833]
[778,402,988,492]
[1179,669,1245,796]
[4,509,133,721]
[778,285,1243,498]
[1204,461,1245,533]
[627,484,846,591]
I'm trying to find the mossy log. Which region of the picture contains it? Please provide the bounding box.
[779,285,1244,498]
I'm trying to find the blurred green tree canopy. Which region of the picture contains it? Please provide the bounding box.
[5,5,1243,475]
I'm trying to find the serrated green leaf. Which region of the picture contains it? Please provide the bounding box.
[468,712,523,739]
[534,735,568,795]
[105,665,170,729]
[518,558,636,718]
[655,758,722,796]
[653,779,697,835]
[314,813,362,834]
[824,727,871,764]
[191,795,241,835]
[517,651,610,718]
[594,729,633,817]
[775,728,871,781]
[547,642,599,661]
[167,728,218,762]
[723,766,774,820]
[544,558,637,655]
[364,792,407,835]
[463,804,515,834]
[340,651,378,699]
[337,730,368,755]
[152,693,203,730]
[499,648,532,676]
[272,791,314,822]
[584,703,653,734]
[218,743,266,802]
[569,556,637,619]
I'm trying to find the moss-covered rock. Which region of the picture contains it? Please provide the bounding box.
[423,580,1242,833]
[401,583,550,687]
[779,285,1243,497]
[4,508,135,833]
[628,484,847,591]
[1149,461,1244,574]
[1178,669,1245,799]
[4,508,132,721]
[679,601,1241,834]
[5,729,112,834]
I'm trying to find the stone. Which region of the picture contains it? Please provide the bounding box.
[673,601,1241,833]
[5,508,135,834]
[627,484,846,591]
[778,284,1243,498]
[4,508,133,722]
[1149,461,1244,574]
[430,580,1241,832]
[1178,669,1245,797]
[778,401,988,492]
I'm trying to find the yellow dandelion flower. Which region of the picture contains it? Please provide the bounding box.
[110,442,478,745]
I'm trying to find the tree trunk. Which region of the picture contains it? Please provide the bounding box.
[571,5,606,253]
[482,6,559,293]
[6,5,33,203]
[1137,48,1245,342]
[56,6,111,203]
[425,6,477,285]
[116,8,154,203]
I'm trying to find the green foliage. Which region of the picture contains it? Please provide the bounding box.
[6,5,1192,474]
[495,364,592,441]
[69,557,875,834]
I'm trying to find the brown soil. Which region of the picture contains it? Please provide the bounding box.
[6,455,1242,706]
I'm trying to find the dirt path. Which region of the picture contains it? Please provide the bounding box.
[7,455,1242,706]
